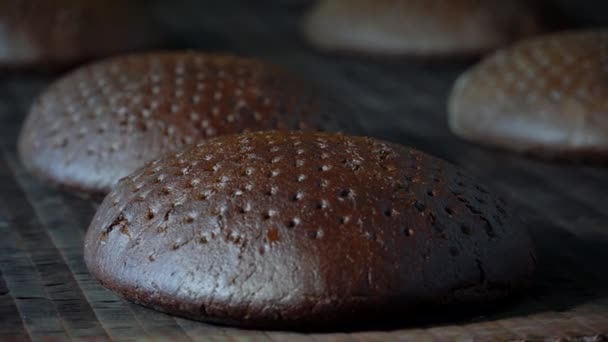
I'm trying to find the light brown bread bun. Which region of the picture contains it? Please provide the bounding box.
[303,0,543,57]
[448,30,608,159]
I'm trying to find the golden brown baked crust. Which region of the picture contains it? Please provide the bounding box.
[84,131,536,329]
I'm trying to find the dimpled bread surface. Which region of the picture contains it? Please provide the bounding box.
[84,131,536,328]
[449,30,608,158]
[18,52,346,195]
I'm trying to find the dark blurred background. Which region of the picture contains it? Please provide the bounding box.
[148,0,608,50]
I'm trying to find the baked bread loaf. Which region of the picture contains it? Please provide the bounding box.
[448,30,608,158]
[0,0,158,69]
[18,52,347,196]
[84,131,536,329]
[303,0,543,57]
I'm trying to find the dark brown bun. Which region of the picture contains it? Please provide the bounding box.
[18,52,348,196]
[84,131,536,329]
[0,0,160,69]
[448,30,608,159]
[302,0,543,58]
